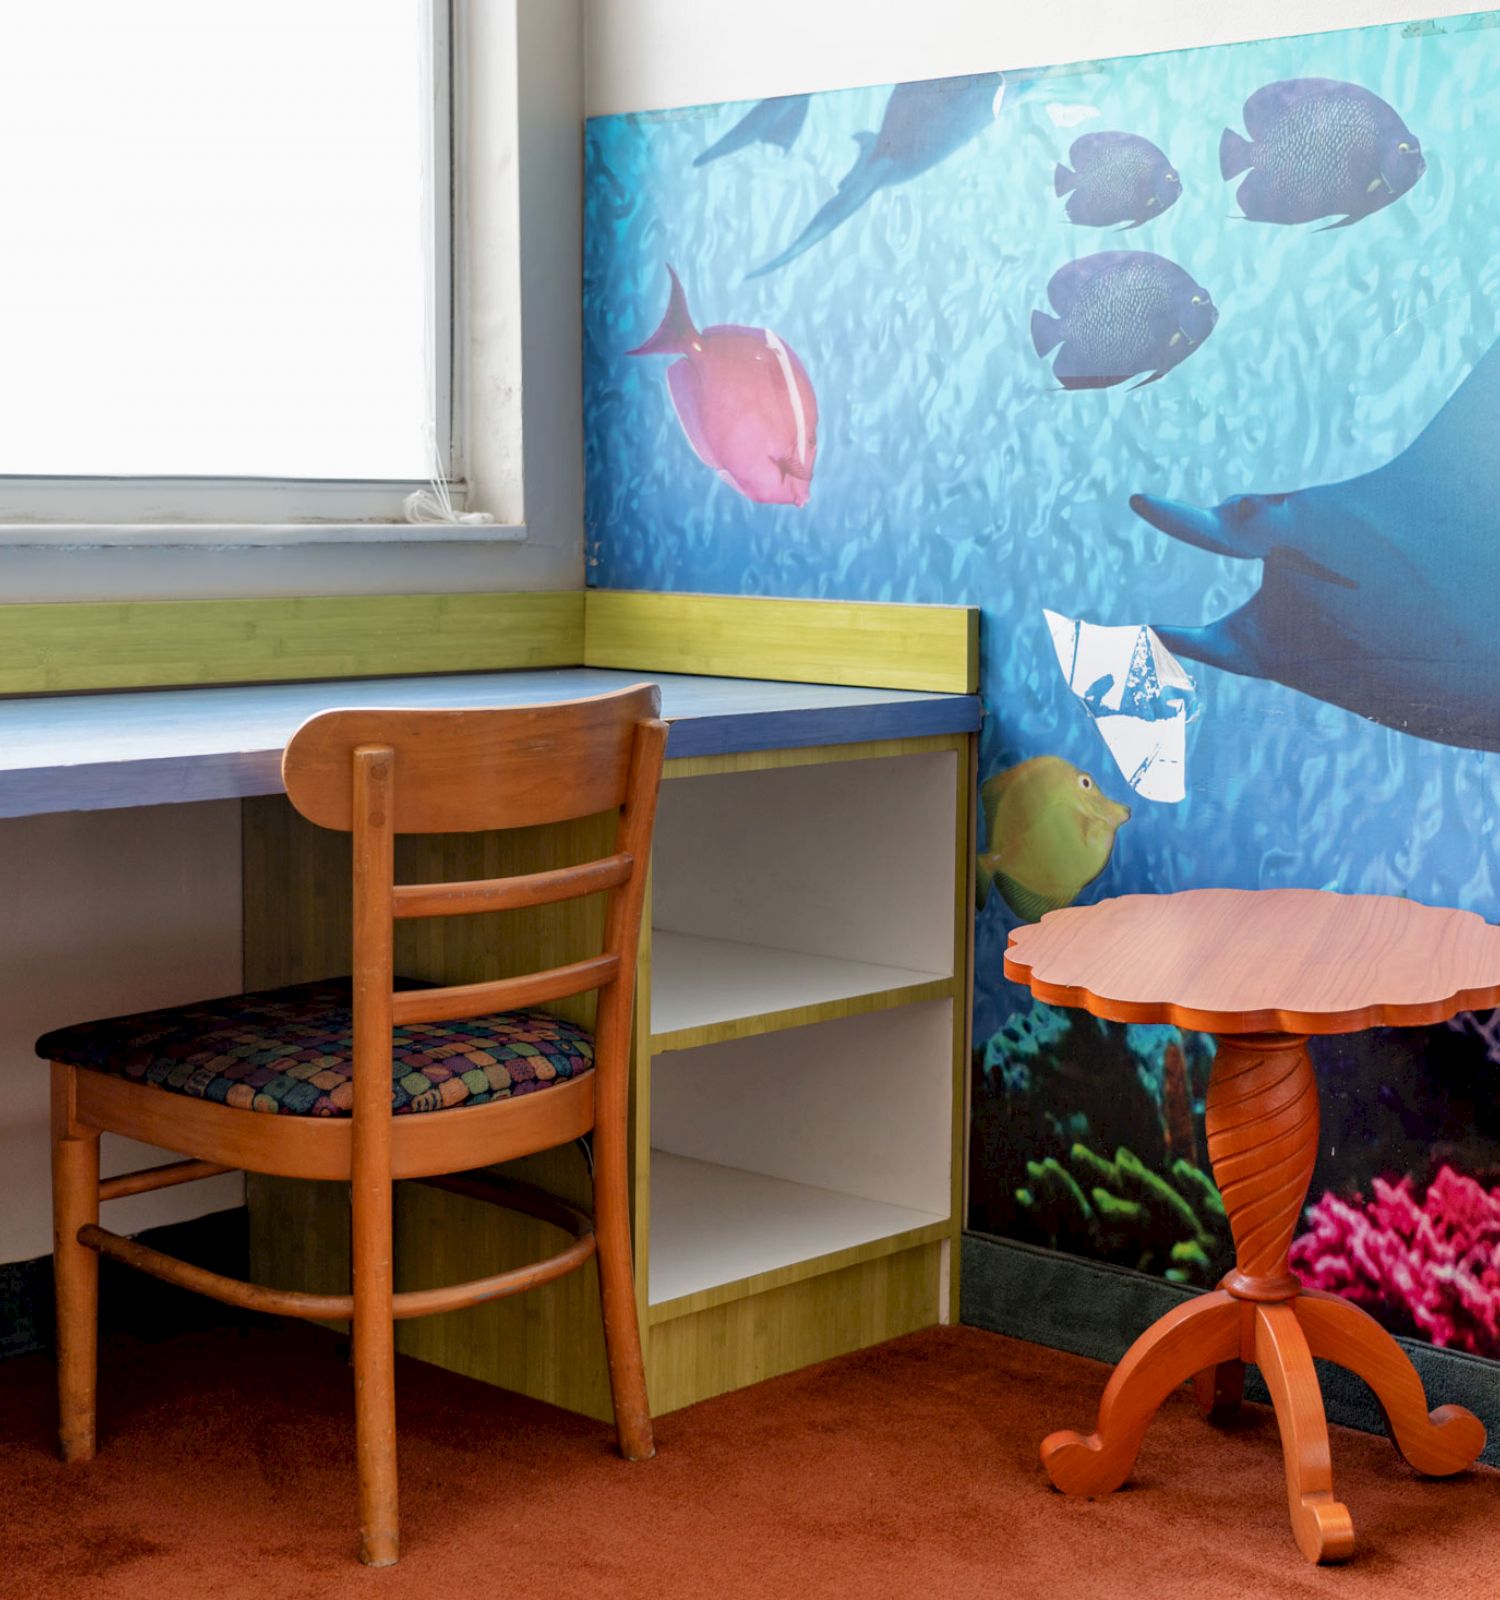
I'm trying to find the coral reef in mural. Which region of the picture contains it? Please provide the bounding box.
[969,1001,1231,1286]
[971,994,1500,1352]
[1291,1168,1500,1355]
[1017,1143,1228,1284]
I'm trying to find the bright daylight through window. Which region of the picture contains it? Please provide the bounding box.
[0,0,437,509]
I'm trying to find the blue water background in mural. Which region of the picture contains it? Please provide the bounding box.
[585,12,1500,1041]
[585,15,1500,1348]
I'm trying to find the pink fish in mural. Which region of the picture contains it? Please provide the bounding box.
[628,265,818,507]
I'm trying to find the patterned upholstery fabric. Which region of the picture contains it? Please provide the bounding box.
[36,978,594,1117]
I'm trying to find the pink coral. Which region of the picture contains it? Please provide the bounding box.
[1290,1166,1500,1357]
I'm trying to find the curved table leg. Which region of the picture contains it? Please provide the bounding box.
[1193,1359,1246,1420]
[1042,1290,1240,1496]
[1297,1289,1486,1476]
[1255,1302,1355,1564]
[1037,1029,1478,1564]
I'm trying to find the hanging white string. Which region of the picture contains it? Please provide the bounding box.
[404,0,492,527]
[404,422,493,524]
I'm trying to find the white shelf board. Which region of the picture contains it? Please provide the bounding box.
[647,1150,947,1307]
[649,928,947,1042]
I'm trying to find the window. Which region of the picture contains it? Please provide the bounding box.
[0,0,454,525]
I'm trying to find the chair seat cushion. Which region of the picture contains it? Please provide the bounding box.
[36,978,594,1117]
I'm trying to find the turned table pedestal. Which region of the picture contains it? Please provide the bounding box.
[1004,888,1500,1563]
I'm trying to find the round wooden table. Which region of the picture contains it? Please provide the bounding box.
[1004,888,1500,1564]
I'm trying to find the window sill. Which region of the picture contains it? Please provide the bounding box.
[0,523,529,550]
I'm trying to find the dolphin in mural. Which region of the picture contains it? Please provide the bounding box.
[694,94,811,166]
[1133,338,1500,754]
[746,72,1003,278]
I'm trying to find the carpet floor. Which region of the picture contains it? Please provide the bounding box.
[1,1322,1497,1599]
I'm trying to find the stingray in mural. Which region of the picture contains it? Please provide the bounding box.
[694,94,811,166]
[1221,78,1425,229]
[1054,132,1181,229]
[1031,252,1217,389]
[746,72,1004,278]
[628,265,818,507]
[1134,337,1500,754]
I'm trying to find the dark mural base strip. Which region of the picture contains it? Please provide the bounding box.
[960,1231,1500,1469]
[0,1207,258,1362]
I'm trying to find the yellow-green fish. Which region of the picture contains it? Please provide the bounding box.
[977,756,1130,921]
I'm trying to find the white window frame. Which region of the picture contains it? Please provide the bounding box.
[0,0,495,545]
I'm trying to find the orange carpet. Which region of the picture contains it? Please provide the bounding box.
[2,1322,1497,1599]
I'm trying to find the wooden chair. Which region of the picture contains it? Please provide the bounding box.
[40,684,666,1565]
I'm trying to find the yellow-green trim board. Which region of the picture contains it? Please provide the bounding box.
[584,590,978,695]
[0,587,977,698]
[0,591,585,696]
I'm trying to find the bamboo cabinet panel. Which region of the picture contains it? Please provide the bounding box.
[243,733,970,1418]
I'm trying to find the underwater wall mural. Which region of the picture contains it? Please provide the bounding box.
[583,11,1500,1358]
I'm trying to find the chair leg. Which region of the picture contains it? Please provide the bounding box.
[593,1118,654,1461]
[351,1172,398,1566]
[50,1063,99,1463]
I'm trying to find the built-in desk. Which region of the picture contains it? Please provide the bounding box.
[4,664,980,1420]
[0,668,978,816]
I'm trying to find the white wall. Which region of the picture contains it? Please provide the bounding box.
[0,805,245,1264]
[585,1,1483,115]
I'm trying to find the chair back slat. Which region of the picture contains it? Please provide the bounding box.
[391,853,633,920]
[283,683,662,834]
[389,956,621,1028]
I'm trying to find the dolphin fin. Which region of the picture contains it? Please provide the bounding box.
[627,264,698,356]
[1129,493,1267,560]
[1151,619,1260,680]
[746,134,889,279]
[1132,492,1361,586]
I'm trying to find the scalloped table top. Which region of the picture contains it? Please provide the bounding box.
[1003,888,1500,1036]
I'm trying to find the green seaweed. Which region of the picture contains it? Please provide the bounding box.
[1013,1141,1232,1285]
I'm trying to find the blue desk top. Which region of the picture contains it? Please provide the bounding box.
[0,669,981,818]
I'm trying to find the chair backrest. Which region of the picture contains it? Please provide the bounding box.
[280,684,667,1123]
[282,683,662,835]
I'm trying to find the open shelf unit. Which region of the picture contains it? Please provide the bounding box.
[640,746,965,1363]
